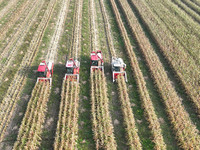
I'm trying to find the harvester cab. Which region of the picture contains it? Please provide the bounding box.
[111,57,127,82]
[37,60,54,86]
[90,50,104,72]
[65,58,80,82]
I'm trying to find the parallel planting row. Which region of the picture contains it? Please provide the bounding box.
[129,0,200,114]
[109,0,167,149]
[54,79,80,149]
[0,0,199,149]
[116,0,200,148]
[91,70,116,150]
[13,82,50,149]
[54,0,82,149]
[0,0,57,142]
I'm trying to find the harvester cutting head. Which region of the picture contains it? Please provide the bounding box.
[65,58,80,82]
[90,50,104,72]
[37,60,54,86]
[111,57,127,82]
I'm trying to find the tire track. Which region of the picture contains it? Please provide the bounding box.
[0,0,57,142]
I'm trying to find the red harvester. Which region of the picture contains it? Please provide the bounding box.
[65,58,80,82]
[111,57,127,82]
[37,60,54,86]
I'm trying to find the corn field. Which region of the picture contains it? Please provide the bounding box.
[0,0,199,149]
[13,81,50,149]
[91,70,116,150]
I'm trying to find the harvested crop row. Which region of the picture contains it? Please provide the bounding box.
[144,0,200,65]
[0,0,25,32]
[178,0,200,14]
[91,70,116,150]
[0,0,20,20]
[89,0,116,148]
[117,76,142,150]
[172,0,200,23]
[116,0,200,148]
[46,0,70,61]
[129,0,200,114]
[54,79,80,149]
[89,0,99,50]
[13,82,50,149]
[70,0,83,60]
[0,0,33,43]
[0,0,57,142]
[108,0,166,149]
[0,0,44,84]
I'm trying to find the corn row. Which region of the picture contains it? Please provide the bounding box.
[13,82,50,149]
[130,0,200,114]
[91,70,116,150]
[0,0,57,142]
[116,76,142,150]
[54,79,80,149]
[191,0,200,6]
[172,0,200,23]
[181,0,200,14]
[98,0,116,57]
[117,0,200,148]
[109,0,166,149]
[0,0,44,84]
[144,0,200,64]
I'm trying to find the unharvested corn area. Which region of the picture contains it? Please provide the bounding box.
[54,79,80,149]
[117,76,142,150]
[13,82,50,149]
[91,70,116,150]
